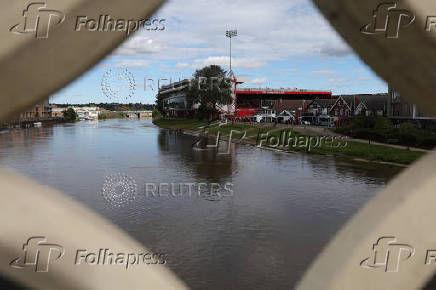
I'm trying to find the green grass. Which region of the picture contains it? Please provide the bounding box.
[206,123,255,136]
[154,121,426,165]
[153,118,210,130]
[245,126,276,138]
[311,141,425,164]
[260,129,425,164]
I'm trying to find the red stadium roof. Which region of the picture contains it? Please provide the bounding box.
[236,88,332,95]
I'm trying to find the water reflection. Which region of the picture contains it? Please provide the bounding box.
[0,119,402,290]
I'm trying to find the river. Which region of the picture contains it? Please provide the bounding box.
[0,119,402,289]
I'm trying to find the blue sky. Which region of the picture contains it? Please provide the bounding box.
[51,0,387,104]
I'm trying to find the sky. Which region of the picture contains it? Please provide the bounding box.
[51,0,387,104]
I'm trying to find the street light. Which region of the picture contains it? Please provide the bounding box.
[225,30,237,75]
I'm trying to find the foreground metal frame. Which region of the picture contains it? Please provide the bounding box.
[298,0,436,289]
[0,0,435,289]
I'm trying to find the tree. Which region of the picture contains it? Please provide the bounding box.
[63,108,77,121]
[155,92,165,115]
[186,65,233,120]
[152,107,163,120]
[399,123,418,150]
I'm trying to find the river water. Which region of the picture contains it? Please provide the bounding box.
[0,119,402,289]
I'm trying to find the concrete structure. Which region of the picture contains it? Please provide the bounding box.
[158,77,333,120]
[388,86,436,120]
[19,99,51,119]
[160,79,192,118]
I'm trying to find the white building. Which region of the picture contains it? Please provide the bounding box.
[72,107,100,120]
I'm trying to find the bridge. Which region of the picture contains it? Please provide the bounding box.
[122,111,152,118]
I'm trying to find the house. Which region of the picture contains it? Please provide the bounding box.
[272,99,311,118]
[305,94,390,125]
[72,106,100,120]
[277,110,296,124]
[307,97,353,126]
[339,94,388,116]
[50,106,66,118]
[307,99,336,116]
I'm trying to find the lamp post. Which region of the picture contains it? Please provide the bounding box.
[225,30,237,75]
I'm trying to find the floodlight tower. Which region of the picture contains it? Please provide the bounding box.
[225,30,237,75]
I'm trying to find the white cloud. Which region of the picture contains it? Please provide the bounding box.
[249,78,267,85]
[354,76,372,81]
[175,62,189,68]
[327,77,347,83]
[312,69,335,75]
[115,59,150,68]
[319,43,352,58]
[113,0,353,65]
[192,56,266,70]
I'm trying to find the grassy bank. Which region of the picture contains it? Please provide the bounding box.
[264,129,425,165]
[153,119,427,165]
[153,118,210,130]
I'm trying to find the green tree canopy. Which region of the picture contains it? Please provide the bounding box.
[63,108,77,121]
[186,65,233,119]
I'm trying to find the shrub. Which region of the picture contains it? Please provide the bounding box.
[152,107,163,120]
[62,108,77,121]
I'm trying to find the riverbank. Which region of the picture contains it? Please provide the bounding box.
[153,118,428,166]
[1,117,67,129]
